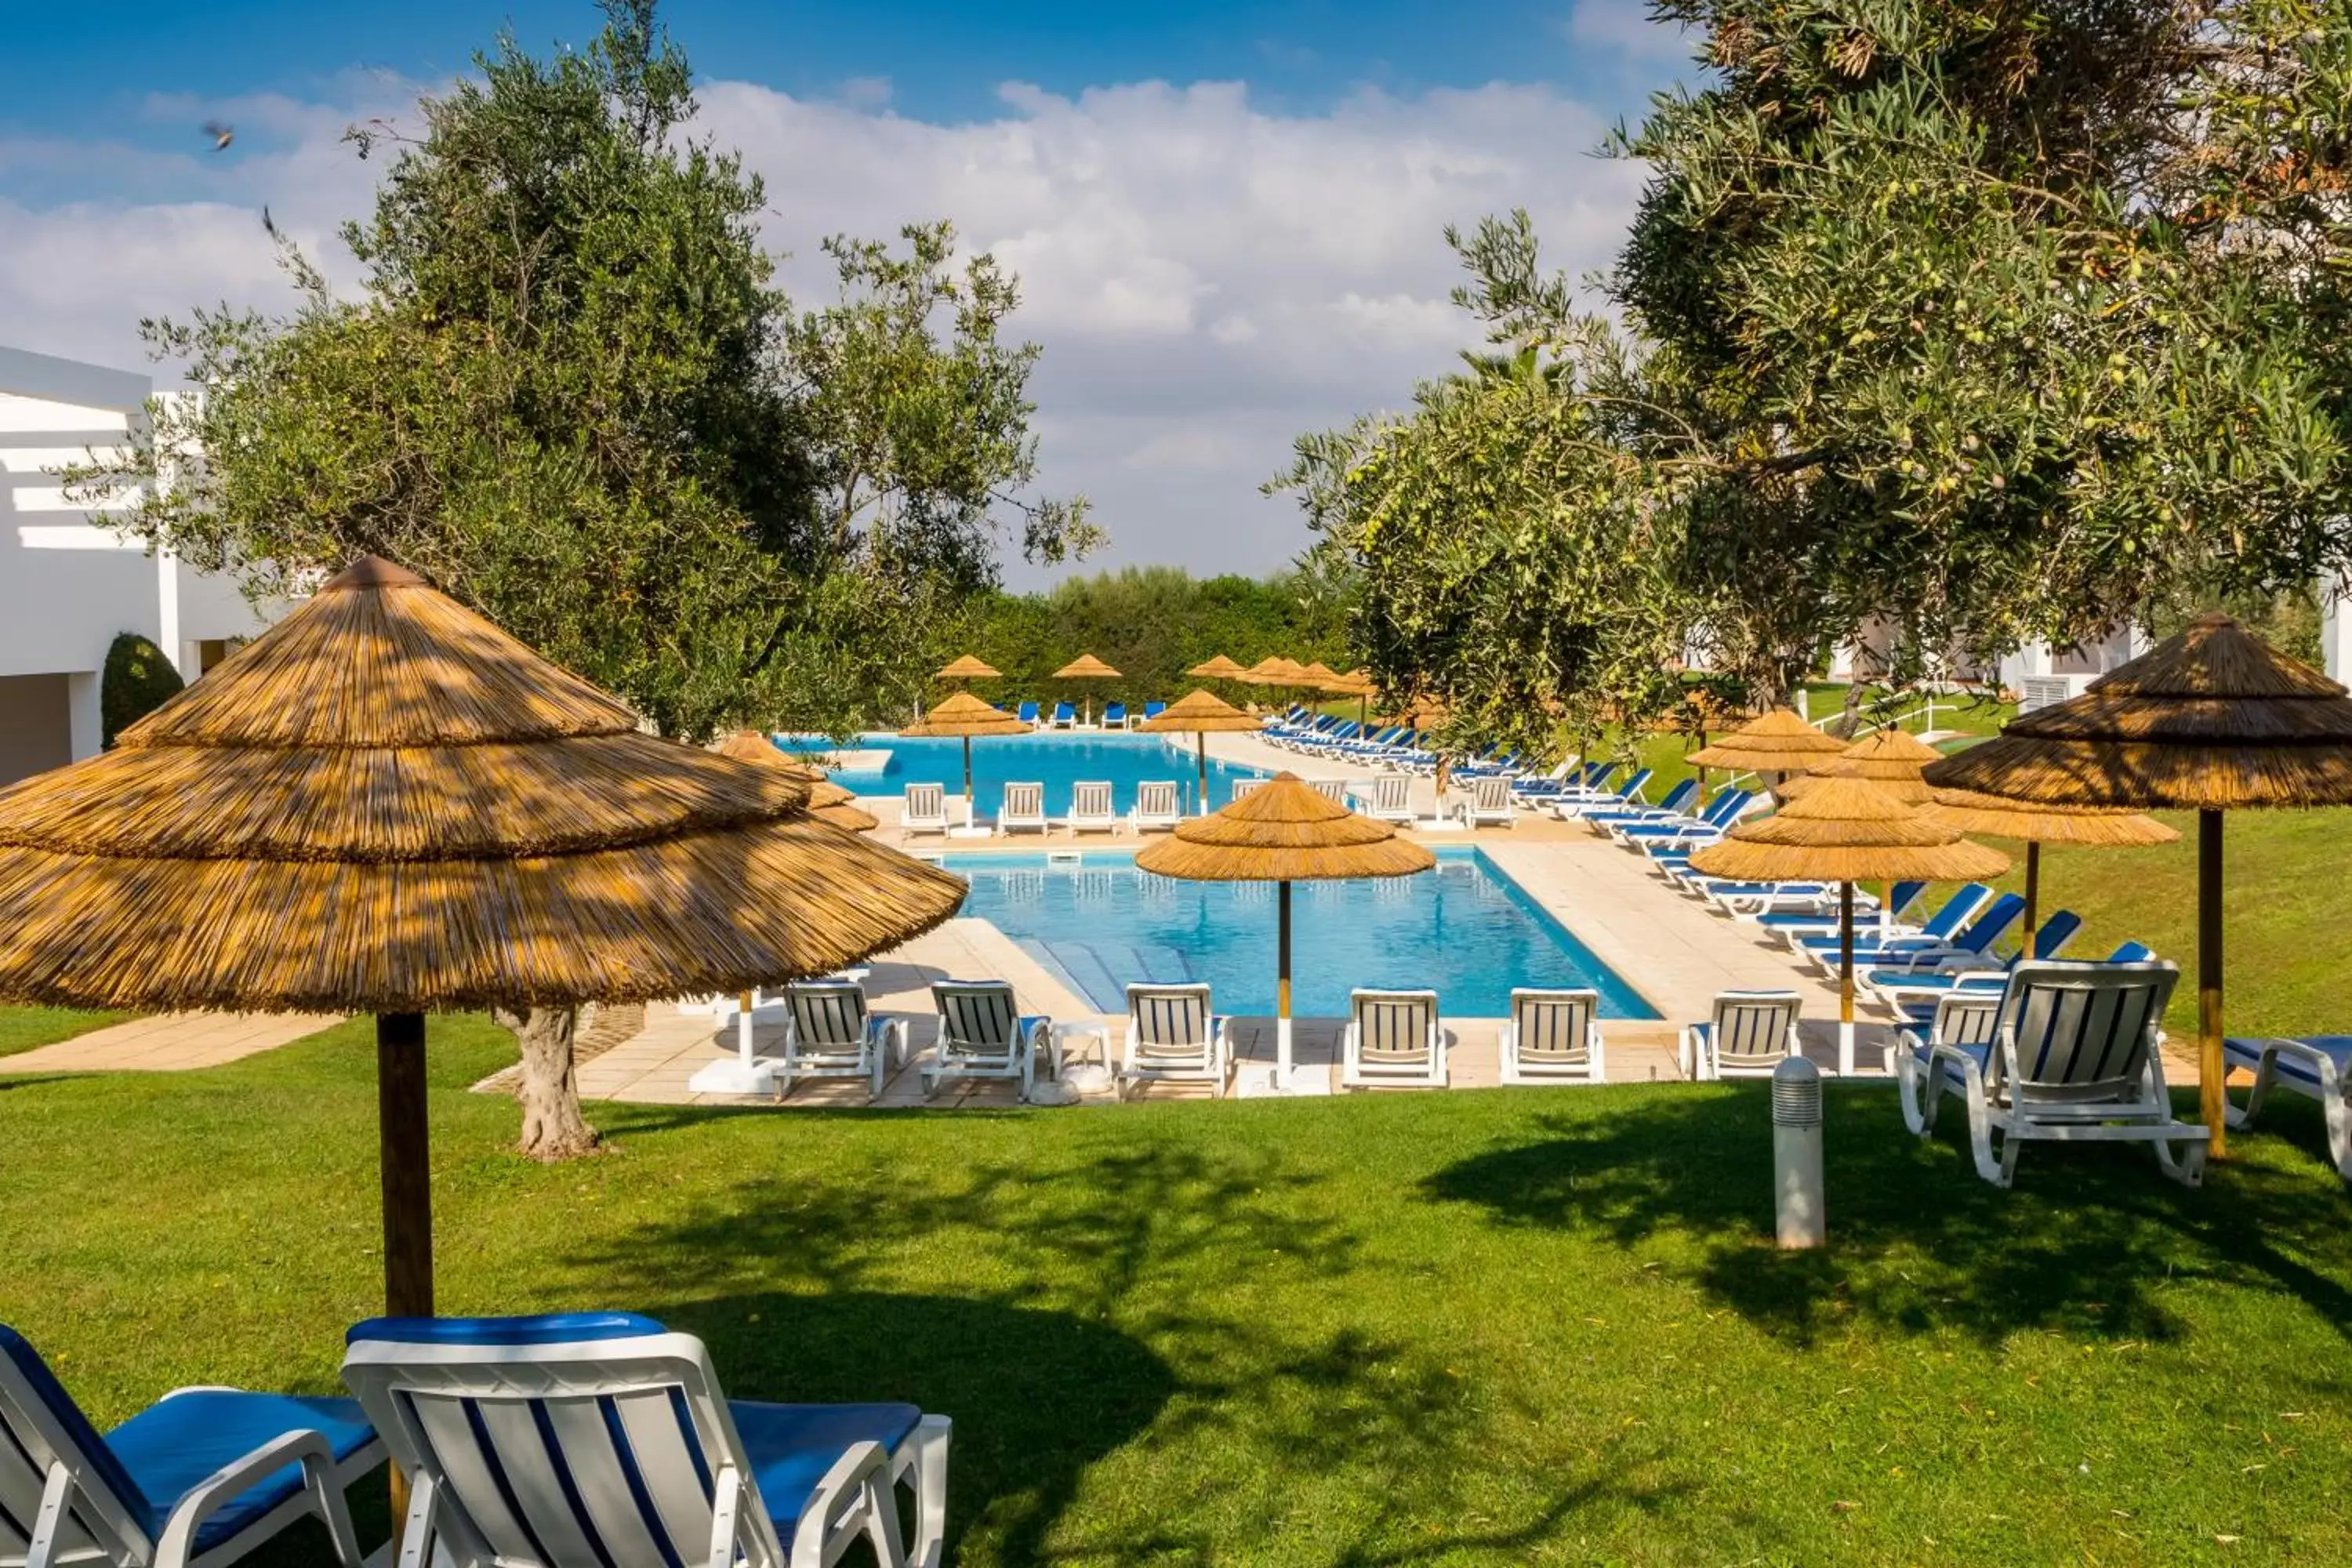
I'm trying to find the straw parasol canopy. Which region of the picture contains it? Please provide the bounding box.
[1300,661,1347,691]
[1188,654,1248,681]
[0,557,967,1321]
[935,653,1001,682]
[1923,786,2173,951]
[717,730,878,833]
[1689,775,2007,1071]
[901,689,1028,824]
[1784,727,1946,804]
[1138,688,1263,812]
[1925,611,2352,1151]
[1686,707,1849,779]
[1136,773,1433,1085]
[1052,652,1122,725]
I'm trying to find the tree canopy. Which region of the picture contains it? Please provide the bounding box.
[1279,0,2352,756]
[71,0,1093,740]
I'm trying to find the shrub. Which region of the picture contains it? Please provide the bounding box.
[100,632,184,748]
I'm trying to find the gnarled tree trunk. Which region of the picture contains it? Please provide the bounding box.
[494,1003,601,1160]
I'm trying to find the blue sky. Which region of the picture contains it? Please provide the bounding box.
[0,1,1693,579]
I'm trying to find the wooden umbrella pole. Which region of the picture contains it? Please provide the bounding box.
[1277,880,1294,1087]
[2022,840,2041,954]
[1838,881,1856,1076]
[2199,809,2227,1156]
[377,1011,434,1316]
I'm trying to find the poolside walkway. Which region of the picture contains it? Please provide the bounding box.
[0,1011,342,1075]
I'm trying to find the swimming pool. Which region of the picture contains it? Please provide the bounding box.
[952,848,1658,1019]
[789,732,1269,819]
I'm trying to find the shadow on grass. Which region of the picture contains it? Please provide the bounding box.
[1423,1085,2352,1349]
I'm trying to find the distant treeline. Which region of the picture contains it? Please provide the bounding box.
[945,564,1356,710]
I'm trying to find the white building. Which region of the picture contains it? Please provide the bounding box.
[0,345,271,786]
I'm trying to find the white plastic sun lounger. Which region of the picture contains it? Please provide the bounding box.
[899,782,950,840]
[341,1312,951,1568]
[1896,960,2204,1188]
[1351,773,1415,826]
[1453,774,1518,829]
[1498,988,1604,1083]
[925,980,1054,1098]
[1230,778,1269,805]
[0,1323,382,1568]
[1341,989,1446,1088]
[780,979,908,1101]
[1680,990,1804,1080]
[1131,780,1183,832]
[1065,781,1119,835]
[2223,1033,2352,1181]
[998,781,1049,836]
[1120,983,1229,1098]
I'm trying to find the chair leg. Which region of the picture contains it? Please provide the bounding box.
[2153,1131,2207,1187]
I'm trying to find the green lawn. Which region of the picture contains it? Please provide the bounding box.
[0,1005,130,1058]
[3,1017,2349,1565]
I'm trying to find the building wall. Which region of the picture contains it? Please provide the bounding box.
[0,344,274,786]
[0,673,75,781]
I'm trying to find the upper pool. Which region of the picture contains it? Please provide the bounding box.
[950,848,1659,1019]
[785,731,1269,819]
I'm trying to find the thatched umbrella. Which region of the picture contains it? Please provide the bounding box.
[1924,786,2175,951]
[1189,655,1247,681]
[717,730,877,833]
[1138,688,1263,812]
[1924,611,2352,1151]
[1784,727,1947,933]
[1134,773,1433,1087]
[1327,666,1377,726]
[0,558,967,1321]
[901,689,1029,830]
[1240,656,1311,713]
[1687,707,1849,794]
[1689,776,2007,1073]
[935,653,1001,684]
[1052,652,1122,727]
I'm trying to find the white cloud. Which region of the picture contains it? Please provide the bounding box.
[1565,0,1699,65]
[0,72,1648,581]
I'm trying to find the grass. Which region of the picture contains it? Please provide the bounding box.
[0,1005,130,1058]
[3,1018,2350,1565]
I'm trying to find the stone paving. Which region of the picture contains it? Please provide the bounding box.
[0,1011,342,1074]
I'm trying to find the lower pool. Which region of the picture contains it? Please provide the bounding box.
[950,848,1658,1019]
[785,731,1268,820]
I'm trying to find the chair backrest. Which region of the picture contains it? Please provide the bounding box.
[0,1324,151,1564]
[1309,778,1350,803]
[1917,884,1992,942]
[1581,760,1615,788]
[1003,781,1045,820]
[1650,779,1699,816]
[2029,909,2084,960]
[1017,701,1040,724]
[1997,960,2180,1098]
[1886,880,1928,920]
[904,782,946,822]
[1103,702,1127,723]
[1700,789,1751,828]
[1711,990,1802,1067]
[1511,989,1598,1062]
[1372,774,1410,811]
[1053,701,1076,721]
[1612,767,1653,802]
[786,979,869,1049]
[343,1313,787,1568]
[933,980,1021,1049]
[1925,990,2004,1049]
[1136,780,1178,818]
[2107,940,2153,963]
[1072,781,1113,818]
[1472,775,1512,810]
[1144,702,1166,719]
[1952,891,2027,954]
[1352,989,1439,1061]
[1128,984,1212,1047]
[1232,778,1268,803]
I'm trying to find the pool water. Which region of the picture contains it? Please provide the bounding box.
[790,732,1269,820]
[952,848,1658,1019]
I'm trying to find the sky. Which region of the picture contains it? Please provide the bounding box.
[0,1,1697,584]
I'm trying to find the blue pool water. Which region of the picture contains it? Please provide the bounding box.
[789,732,1268,820]
[952,848,1658,1019]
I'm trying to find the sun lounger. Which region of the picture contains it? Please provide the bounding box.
[999,781,1049,836]
[1498,988,1604,1083]
[1016,700,1040,727]
[1610,789,1751,846]
[1308,778,1351,804]
[1050,701,1076,729]
[1065,780,1118,834]
[1807,892,2024,977]
[1,1323,381,1568]
[1102,702,1128,730]
[781,979,909,1101]
[900,782,950,840]
[1131,780,1182,832]
[1454,774,1518,829]
[2224,1034,2352,1180]
[1864,911,2085,1007]
[1680,990,1803,1080]
[1573,777,1695,824]
[1896,959,2204,1187]
[1749,880,1927,936]
[1120,983,1229,1098]
[1778,883,1989,954]
[1231,778,1269,804]
[1143,701,1166,721]
[925,979,1054,1098]
[1341,988,1446,1088]
[342,1312,951,1568]
[1352,773,1415,825]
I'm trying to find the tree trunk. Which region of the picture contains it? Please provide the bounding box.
[1835,677,1867,739]
[495,1004,601,1160]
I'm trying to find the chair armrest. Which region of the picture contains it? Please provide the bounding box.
[154,1427,350,1568]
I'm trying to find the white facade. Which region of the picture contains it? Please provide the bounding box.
[0,345,271,786]
[1996,625,2147,713]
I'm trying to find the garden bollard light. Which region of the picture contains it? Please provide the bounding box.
[1772,1054,1826,1249]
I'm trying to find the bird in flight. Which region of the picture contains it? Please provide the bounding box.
[201,120,234,151]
